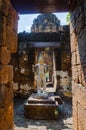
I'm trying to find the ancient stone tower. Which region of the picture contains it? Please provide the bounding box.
[31,13,62,33]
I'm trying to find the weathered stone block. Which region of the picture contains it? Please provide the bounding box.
[0,65,13,84]
[6,26,18,53]
[70,32,77,53]
[0,46,11,64]
[0,0,10,16]
[73,84,86,130]
[78,31,86,50]
[77,65,82,84]
[0,102,13,130]
[72,84,86,130]
[6,3,18,32]
[82,65,86,86]
[6,4,13,28]
[0,84,5,107]
[73,84,86,109]
[76,13,84,34]
[70,13,76,31]
[11,10,18,32]
[0,0,2,7]
[73,107,78,130]
[84,1,86,25]
[74,6,83,19]
[72,52,77,66]
[72,66,79,82]
[0,15,6,45]
[82,71,86,87]
[0,83,13,108]
[70,22,74,35]
[76,50,80,65]
[8,66,13,82]
[4,82,14,104]
[78,103,86,130]
[14,69,21,82]
[0,14,5,23]
[0,65,8,84]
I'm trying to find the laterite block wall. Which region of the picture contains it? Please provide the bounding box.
[70,0,86,129]
[0,0,18,130]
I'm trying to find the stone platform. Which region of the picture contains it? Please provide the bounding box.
[24,93,61,120]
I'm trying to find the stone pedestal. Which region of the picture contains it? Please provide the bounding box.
[24,93,60,120]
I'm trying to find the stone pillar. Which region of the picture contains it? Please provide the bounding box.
[34,48,38,90]
[53,48,57,91]
[70,0,86,129]
[0,0,18,130]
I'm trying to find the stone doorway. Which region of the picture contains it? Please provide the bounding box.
[34,47,53,88]
[1,4,72,130]
[0,0,86,130]
[13,13,72,129]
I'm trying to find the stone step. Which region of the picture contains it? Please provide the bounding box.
[24,102,58,120]
[28,99,55,104]
[25,102,57,106]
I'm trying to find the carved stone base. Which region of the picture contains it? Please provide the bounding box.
[24,93,59,120]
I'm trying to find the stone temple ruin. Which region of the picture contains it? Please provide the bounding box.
[31,14,62,33]
[0,0,86,130]
[12,14,71,98]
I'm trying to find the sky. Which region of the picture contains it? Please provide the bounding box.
[18,12,69,33]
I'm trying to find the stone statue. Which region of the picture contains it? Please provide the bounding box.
[32,57,48,97]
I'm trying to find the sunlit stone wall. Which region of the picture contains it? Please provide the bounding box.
[0,0,18,130]
[70,0,86,129]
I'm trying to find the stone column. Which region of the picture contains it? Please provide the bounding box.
[34,48,38,90]
[53,48,57,91]
[70,0,86,129]
[0,0,18,130]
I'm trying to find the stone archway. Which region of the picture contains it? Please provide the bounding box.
[0,0,86,130]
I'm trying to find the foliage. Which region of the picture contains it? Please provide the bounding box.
[66,13,71,24]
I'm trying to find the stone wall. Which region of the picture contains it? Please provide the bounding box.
[12,39,35,98]
[56,71,71,96]
[70,0,86,129]
[55,27,71,97]
[0,0,18,130]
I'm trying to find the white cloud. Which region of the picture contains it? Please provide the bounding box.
[25,25,31,32]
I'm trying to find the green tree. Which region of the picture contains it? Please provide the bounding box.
[66,13,71,24]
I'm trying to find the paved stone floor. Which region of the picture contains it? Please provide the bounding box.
[14,97,73,130]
